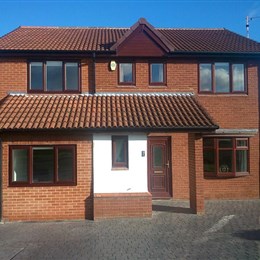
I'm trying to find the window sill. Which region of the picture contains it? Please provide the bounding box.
[204,172,249,179]
[117,85,136,88]
[111,167,129,171]
[9,182,77,187]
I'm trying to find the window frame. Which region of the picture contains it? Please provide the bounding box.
[28,61,81,93]
[118,62,135,86]
[112,136,129,169]
[199,62,247,94]
[9,145,77,186]
[149,62,166,86]
[203,137,249,178]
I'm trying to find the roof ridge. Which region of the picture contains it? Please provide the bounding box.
[158,28,225,31]
[19,25,129,30]
[9,92,194,97]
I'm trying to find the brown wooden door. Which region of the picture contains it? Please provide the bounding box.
[148,137,171,198]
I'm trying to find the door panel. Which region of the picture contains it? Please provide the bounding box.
[148,137,171,198]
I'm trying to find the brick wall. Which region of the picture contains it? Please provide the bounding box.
[93,193,152,219]
[1,131,93,221]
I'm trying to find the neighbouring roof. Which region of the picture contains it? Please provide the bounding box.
[0,93,218,131]
[0,19,259,53]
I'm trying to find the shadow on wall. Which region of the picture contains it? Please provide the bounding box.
[233,229,260,241]
[85,195,94,220]
[152,204,193,214]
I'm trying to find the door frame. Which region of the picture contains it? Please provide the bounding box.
[147,136,172,199]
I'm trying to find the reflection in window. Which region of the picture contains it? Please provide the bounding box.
[29,61,79,92]
[30,62,43,90]
[215,63,230,93]
[112,136,128,168]
[199,62,246,93]
[203,138,249,178]
[150,63,164,84]
[199,64,212,92]
[12,149,28,182]
[46,61,63,91]
[10,145,76,185]
[119,63,133,84]
[232,64,245,92]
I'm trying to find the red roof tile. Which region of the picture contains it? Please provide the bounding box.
[0,25,259,53]
[0,93,218,131]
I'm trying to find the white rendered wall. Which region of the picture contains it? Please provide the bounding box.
[93,133,148,193]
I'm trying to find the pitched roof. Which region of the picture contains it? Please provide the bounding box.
[0,93,218,131]
[0,20,259,53]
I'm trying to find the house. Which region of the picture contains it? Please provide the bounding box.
[0,18,259,221]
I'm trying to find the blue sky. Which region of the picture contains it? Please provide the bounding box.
[0,0,260,42]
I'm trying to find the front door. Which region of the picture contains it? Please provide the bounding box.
[148,137,171,198]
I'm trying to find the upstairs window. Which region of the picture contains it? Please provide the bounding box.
[112,136,128,169]
[199,63,246,93]
[29,61,80,93]
[118,63,135,85]
[150,63,165,85]
[203,137,249,178]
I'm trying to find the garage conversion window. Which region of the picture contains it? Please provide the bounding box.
[29,61,80,92]
[203,138,249,178]
[10,145,76,186]
[112,136,128,169]
[199,63,246,93]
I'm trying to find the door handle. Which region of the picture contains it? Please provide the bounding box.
[166,161,170,168]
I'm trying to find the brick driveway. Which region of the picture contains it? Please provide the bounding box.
[0,200,259,260]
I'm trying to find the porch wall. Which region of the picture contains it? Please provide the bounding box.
[1,132,93,222]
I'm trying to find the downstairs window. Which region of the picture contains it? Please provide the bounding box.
[10,145,76,186]
[203,138,249,178]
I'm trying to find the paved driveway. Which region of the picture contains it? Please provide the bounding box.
[0,200,259,260]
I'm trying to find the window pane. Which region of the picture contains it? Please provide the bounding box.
[237,139,248,148]
[203,150,215,172]
[115,139,126,163]
[151,63,164,83]
[30,62,43,90]
[200,64,212,92]
[236,150,248,172]
[58,148,74,181]
[153,146,163,167]
[203,138,214,148]
[219,150,233,173]
[215,63,230,93]
[33,147,54,183]
[219,139,233,148]
[66,63,79,91]
[12,149,28,182]
[119,63,133,83]
[232,64,245,92]
[46,61,63,91]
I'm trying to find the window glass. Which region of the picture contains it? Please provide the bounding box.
[199,64,212,92]
[12,149,28,182]
[215,63,230,93]
[66,63,79,90]
[203,150,215,172]
[119,63,133,83]
[46,61,63,91]
[219,139,233,148]
[236,150,248,172]
[153,146,163,167]
[219,150,233,173]
[237,139,248,148]
[30,62,43,90]
[112,136,128,168]
[232,64,245,92]
[33,147,54,183]
[151,63,164,83]
[58,148,74,181]
[203,138,214,148]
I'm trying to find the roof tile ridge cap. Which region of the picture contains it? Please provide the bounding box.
[92,92,194,96]
[0,26,23,39]
[158,27,225,30]
[223,28,260,44]
[20,25,129,30]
